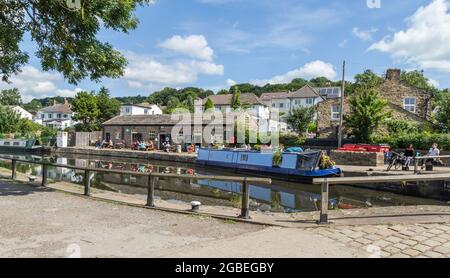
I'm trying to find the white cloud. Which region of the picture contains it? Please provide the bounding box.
[226,79,237,87]
[251,60,337,85]
[338,40,348,48]
[0,65,83,102]
[123,52,224,88]
[369,0,450,72]
[428,78,440,88]
[159,35,214,61]
[352,27,378,41]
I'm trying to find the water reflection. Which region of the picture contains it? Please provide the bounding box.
[0,153,449,212]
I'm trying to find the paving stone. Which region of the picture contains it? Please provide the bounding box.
[379,251,391,258]
[390,253,411,258]
[384,246,401,254]
[389,225,405,232]
[399,230,417,237]
[422,239,441,247]
[364,234,382,241]
[421,232,435,238]
[410,235,428,242]
[427,229,444,235]
[393,243,409,250]
[432,246,450,255]
[412,244,431,253]
[423,251,445,258]
[402,248,421,257]
[401,239,418,246]
[375,229,393,237]
[355,238,372,245]
[372,240,391,248]
[385,236,403,244]
[433,237,449,244]
[349,241,364,249]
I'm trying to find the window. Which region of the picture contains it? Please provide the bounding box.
[41,114,44,119]
[331,105,341,120]
[125,107,131,113]
[63,114,68,118]
[149,131,157,140]
[57,114,62,119]
[294,99,300,105]
[115,132,121,140]
[240,154,249,162]
[279,103,284,108]
[272,103,276,108]
[306,98,314,105]
[144,109,148,115]
[404,98,416,113]
[48,114,52,119]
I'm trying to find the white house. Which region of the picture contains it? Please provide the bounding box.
[120,103,163,116]
[34,100,76,130]
[7,106,33,120]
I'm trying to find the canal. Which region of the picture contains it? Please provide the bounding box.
[0,152,449,213]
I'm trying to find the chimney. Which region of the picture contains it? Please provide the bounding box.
[386,69,401,82]
[53,99,57,106]
[64,98,68,105]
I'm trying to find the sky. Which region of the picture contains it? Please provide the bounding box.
[2,0,450,102]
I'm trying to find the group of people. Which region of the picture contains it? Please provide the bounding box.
[402,143,443,170]
[132,140,155,151]
[95,138,114,149]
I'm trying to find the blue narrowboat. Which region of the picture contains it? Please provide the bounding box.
[196,148,342,183]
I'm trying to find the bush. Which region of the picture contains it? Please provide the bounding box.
[372,133,450,150]
[386,119,418,134]
[279,133,305,147]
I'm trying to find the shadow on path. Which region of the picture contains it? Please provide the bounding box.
[0,179,53,197]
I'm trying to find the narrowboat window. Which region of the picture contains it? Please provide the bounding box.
[4,142,10,146]
[240,154,249,162]
[13,142,20,146]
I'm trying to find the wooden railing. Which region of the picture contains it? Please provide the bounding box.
[313,173,450,224]
[1,157,271,219]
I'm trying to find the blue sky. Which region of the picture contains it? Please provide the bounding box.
[2,0,450,102]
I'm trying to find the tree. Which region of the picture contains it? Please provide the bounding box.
[400,70,437,93]
[345,89,391,143]
[0,105,21,134]
[71,91,100,131]
[286,106,316,134]
[0,88,22,105]
[23,99,42,113]
[204,98,215,111]
[230,86,242,110]
[0,1,152,84]
[435,92,450,133]
[166,96,182,114]
[354,70,384,89]
[96,87,120,124]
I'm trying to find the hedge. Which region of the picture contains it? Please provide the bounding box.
[371,133,450,150]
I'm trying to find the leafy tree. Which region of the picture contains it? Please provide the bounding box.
[96,87,120,124]
[354,70,384,89]
[71,91,100,131]
[309,77,332,87]
[230,86,242,110]
[435,92,450,133]
[204,98,215,111]
[22,99,42,113]
[16,118,41,138]
[0,88,22,105]
[0,0,152,84]
[165,96,182,114]
[286,106,316,134]
[0,105,21,134]
[400,70,437,93]
[345,89,391,143]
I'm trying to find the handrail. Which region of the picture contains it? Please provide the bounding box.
[312,172,450,225]
[0,156,271,219]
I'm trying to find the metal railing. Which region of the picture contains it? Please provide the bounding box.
[1,157,271,219]
[313,173,450,224]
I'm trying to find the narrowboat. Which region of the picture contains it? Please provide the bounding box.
[196,148,342,183]
[0,139,44,154]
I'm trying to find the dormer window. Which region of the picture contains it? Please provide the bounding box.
[404,98,416,113]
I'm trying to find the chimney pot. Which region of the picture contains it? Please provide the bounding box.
[386,69,401,82]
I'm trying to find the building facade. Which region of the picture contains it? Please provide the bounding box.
[34,100,76,130]
[316,69,433,139]
[120,103,163,116]
[7,106,33,120]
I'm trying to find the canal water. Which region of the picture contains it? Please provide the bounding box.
[0,152,449,213]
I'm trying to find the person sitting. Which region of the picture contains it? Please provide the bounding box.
[187,144,195,154]
[403,144,415,170]
[147,140,154,151]
[105,139,113,149]
[95,139,102,149]
[426,143,443,166]
[138,141,147,151]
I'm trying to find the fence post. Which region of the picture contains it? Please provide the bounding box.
[41,164,48,187]
[239,178,250,219]
[84,169,91,196]
[318,179,329,225]
[146,175,156,207]
[11,159,17,180]
[414,158,419,174]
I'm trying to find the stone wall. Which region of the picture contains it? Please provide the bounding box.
[330,150,385,167]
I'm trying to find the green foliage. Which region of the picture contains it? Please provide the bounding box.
[354,70,384,89]
[307,122,318,133]
[0,88,22,105]
[96,87,120,124]
[0,0,153,84]
[71,91,100,131]
[15,119,41,138]
[400,70,438,94]
[435,92,450,133]
[22,99,43,114]
[279,133,305,148]
[40,126,57,143]
[204,98,215,111]
[345,89,391,143]
[0,105,21,134]
[386,119,419,135]
[286,106,316,134]
[272,149,282,166]
[372,133,450,150]
[230,86,242,110]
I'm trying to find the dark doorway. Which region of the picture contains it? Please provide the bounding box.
[132,133,143,142]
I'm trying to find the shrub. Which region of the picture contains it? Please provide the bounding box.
[279,133,305,147]
[386,119,418,134]
[371,133,450,150]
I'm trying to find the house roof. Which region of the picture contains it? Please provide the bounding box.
[315,87,342,99]
[289,85,323,99]
[39,103,72,114]
[121,103,159,109]
[103,112,254,126]
[203,93,265,106]
[260,92,290,101]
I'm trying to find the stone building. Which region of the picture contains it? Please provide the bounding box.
[102,113,259,149]
[316,69,434,139]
